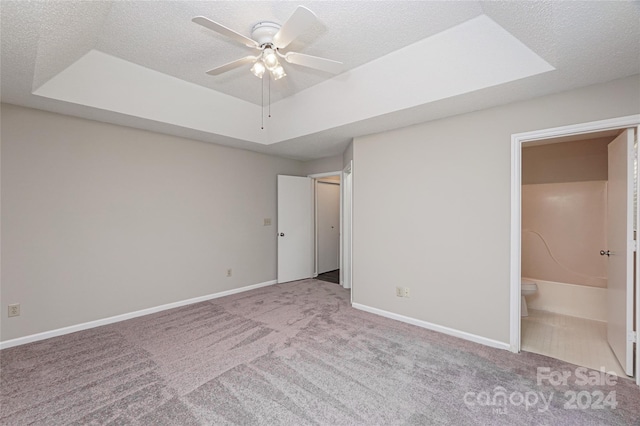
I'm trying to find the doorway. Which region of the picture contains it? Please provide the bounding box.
[510,115,640,387]
[520,132,622,375]
[316,175,341,284]
[277,168,353,292]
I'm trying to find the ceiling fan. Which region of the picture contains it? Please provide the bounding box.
[192,6,343,81]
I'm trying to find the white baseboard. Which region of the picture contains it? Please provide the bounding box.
[0,279,277,350]
[523,278,607,322]
[352,303,510,351]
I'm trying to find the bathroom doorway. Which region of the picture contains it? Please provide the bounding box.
[510,115,640,386]
[521,132,621,375]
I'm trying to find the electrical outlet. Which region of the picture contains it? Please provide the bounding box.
[264,218,272,226]
[226,268,232,277]
[396,287,404,297]
[403,287,410,298]
[8,303,20,317]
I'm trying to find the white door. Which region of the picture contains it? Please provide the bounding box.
[341,161,353,291]
[317,182,340,274]
[606,128,634,376]
[277,175,313,283]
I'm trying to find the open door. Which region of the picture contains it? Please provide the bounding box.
[341,161,353,291]
[277,175,313,283]
[606,128,634,376]
[637,129,640,386]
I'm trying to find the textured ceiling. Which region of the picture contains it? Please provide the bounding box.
[34,1,486,105]
[1,1,639,160]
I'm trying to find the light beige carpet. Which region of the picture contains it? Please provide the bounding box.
[2,279,638,424]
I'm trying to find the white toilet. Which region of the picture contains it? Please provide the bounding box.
[521,279,538,317]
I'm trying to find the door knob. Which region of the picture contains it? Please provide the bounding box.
[600,250,610,256]
[279,232,285,237]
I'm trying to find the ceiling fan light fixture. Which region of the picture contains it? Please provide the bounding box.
[250,61,265,78]
[271,65,286,80]
[262,48,279,71]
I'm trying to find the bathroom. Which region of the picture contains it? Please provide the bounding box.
[520,130,630,377]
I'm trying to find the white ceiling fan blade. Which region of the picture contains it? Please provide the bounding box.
[206,56,258,75]
[192,16,259,49]
[272,6,318,49]
[282,52,343,74]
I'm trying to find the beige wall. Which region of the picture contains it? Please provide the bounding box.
[302,154,343,176]
[522,137,611,184]
[343,141,353,168]
[352,75,640,344]
[522,182,607,288]
[1,104,303,341]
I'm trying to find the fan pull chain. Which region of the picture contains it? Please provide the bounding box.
[268,74,271,118]
[261,72,264,130]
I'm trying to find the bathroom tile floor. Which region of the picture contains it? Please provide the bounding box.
[522,309,628,378]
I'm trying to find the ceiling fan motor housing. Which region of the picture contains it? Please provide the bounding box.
[251,22,281,46]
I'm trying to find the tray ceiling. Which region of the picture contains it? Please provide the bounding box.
[1,1,639,160]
